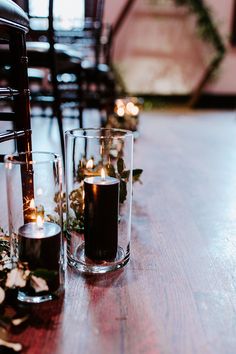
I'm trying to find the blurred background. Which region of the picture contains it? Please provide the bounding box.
[1,0,236,159]
[14,0,236,109]
[103,0,236,109]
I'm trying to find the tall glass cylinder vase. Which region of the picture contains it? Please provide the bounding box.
[5,152,65,303]
[66,128,133,274]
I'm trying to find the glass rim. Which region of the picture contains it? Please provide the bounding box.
[65,127,133,139]
[4,151,61,165]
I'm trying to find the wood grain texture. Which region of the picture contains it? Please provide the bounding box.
[10,111,236,354]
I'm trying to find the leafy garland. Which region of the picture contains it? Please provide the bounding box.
[176,0,223,49]
[175,0,225,106]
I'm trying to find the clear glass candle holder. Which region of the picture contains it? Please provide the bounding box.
[5,152,65,303]
[65,128,133,274]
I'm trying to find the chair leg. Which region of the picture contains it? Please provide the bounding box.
[50,67,65,161]
[100,109,107,127]
[9,31,31,153]
[9,30,34,219]
[53,100,65,163]
[79,107,83,128]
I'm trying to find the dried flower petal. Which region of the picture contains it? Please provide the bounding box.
[0,338,22,352]
[23,270,30,279]
[30,275,49,293]
[5,268,27,288]
[0,287,5,304]
[0,250,12,270]
[12,315,29,326]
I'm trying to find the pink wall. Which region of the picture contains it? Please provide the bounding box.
[103,0,127,27]
[204,0,236,94]
[104,0,236,95]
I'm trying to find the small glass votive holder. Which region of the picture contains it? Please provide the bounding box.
[65,128,134,274]
[5,151,65,303]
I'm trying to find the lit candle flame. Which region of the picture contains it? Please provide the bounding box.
[117,107,125,117]
[131,105,139,116]
[29,199,35,209]
[126,101,134,113]
[36,214,44,229]
[86,159,94,169]
[126,101,139,116]
[101,168,106,181]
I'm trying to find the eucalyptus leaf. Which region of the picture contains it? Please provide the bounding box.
[117,158,125,174]
[121,170,130,180]
[119,180,127,204]
[106,164,116,177]
[132,169,143,182]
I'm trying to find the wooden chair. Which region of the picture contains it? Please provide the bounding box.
[80,0,116,126]
[24,0,82,156]
[0,0,33,209]
[0,0,31,154]
[24,0,116,128]
[0,0,82,160]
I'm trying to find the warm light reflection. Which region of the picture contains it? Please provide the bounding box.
[86,159,94,169]
[101,168,106,181]
[116,99,123,107]
[36,215,44,228]
[6,162,12,170]
[100,143,105,156]
[36,188,43,196]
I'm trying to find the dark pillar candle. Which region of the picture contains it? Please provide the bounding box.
[18,222,61,291]
[84,176,120,261]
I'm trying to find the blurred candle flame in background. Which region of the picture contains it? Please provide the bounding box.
[86,159,94,169]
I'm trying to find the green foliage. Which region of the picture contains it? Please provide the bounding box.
[119,180,127,204]
[117,158,125,175]
[132,169,143,183]
[67,215,84,232]
[175,0,225,54]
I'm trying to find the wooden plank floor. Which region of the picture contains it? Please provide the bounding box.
[5,110,236,353]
